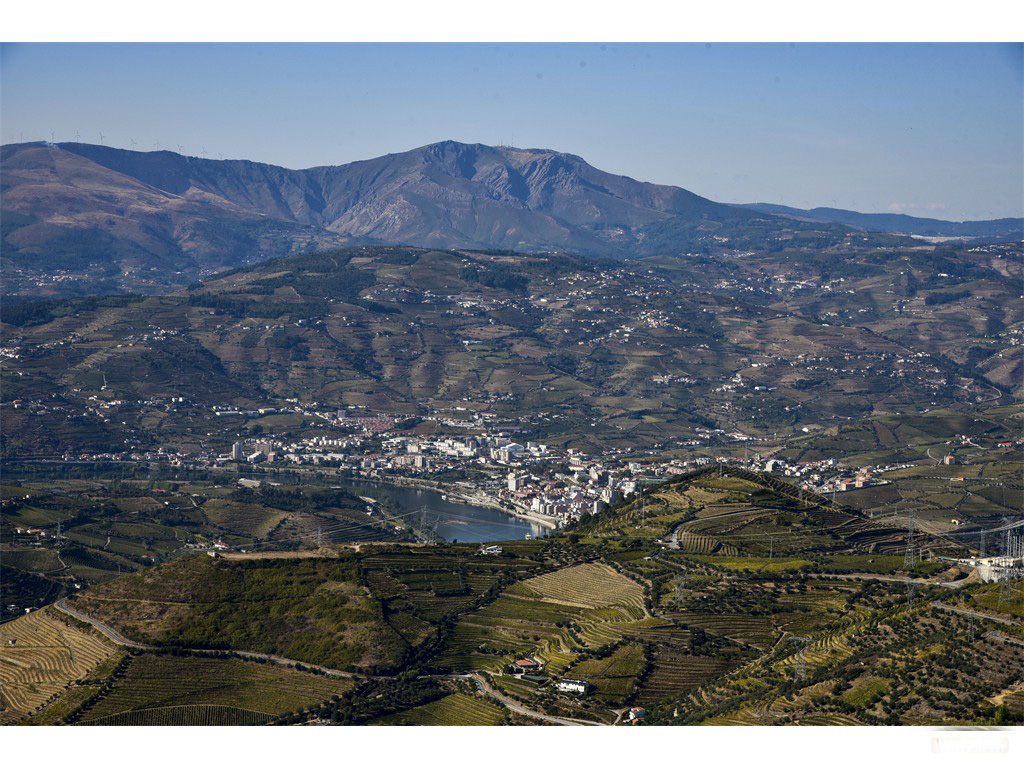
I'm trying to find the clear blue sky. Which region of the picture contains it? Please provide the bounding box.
[2,43,1021,220]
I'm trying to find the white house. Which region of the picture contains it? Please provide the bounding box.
[555,679,590,695]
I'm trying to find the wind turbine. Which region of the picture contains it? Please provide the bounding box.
[74,130,81,141]
[200,147,207,157]
[50,131,55,143]
[99,132,105,145]
[176,144,184,154]
[130,138,137,150]
[153,140,161,150]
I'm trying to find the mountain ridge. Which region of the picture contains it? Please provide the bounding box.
[0,139,977,296]
[734,201,1023,239]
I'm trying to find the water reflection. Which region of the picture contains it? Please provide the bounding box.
[353,483,546,543]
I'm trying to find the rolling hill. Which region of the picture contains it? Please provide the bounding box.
[3,242,1018,458]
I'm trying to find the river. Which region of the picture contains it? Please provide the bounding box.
[349,482,546,543]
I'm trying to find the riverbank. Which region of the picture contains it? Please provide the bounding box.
[371,474,560,531]
[346,479,548,543]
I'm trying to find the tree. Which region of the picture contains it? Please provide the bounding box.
[995,702,1010,725]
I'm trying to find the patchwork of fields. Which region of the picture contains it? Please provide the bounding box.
[435,563,652,675]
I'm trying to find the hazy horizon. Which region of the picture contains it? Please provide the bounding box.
[2,42,1021,220]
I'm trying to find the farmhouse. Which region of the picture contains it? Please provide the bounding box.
[555,678,590,695]
[511,658,542,673]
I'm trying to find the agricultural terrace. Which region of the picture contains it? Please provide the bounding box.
[561,643,647,704]
[649,588,1024,726]
[575,466,947,561]
[361,546,544,649]
[0,608,117,723]
[374,692,505,725]
[434,563,654,676]
[75,653,352,725]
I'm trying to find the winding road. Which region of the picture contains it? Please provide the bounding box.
[930,600,1024,627]
[458,673,598,726]
[53,599,602,725]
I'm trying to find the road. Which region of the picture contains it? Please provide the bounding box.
[805,572,973,589]
[55,599,603,725]
[930,600,1023,627]
[459,673,599,726]
[54,598,361,678]
[55,598,151,649]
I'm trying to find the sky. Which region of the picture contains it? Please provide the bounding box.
[2,42,1021,220]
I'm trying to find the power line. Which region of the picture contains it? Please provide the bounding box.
[903,508,917,568]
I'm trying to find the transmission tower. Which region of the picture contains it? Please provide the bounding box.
[56,519,63,550]
[906,580,916,610]
[998,567,1021,611]
[903,508,917,568]
[790,636,809,684]
[674,580,686,606]
[316,526,323,549]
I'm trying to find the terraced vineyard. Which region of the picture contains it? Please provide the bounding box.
[201,499,287,538]
[375,692,505,725]
[434,563,650,675]
[79,705,270,726]
[677,532,737,555]
[0,608,117,723]
[76,653,352,724]
[362,546,544,655]
[561,643,646,704]
[636,650,743,706]
[669,610,782,649]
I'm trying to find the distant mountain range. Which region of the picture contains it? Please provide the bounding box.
[733,202,1022,240]
[2,139,1018,296]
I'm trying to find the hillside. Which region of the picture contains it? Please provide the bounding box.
[3,140,888,296]
[6,467,1016,727]
[3,241,1020,458]
[66,553,406,672]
